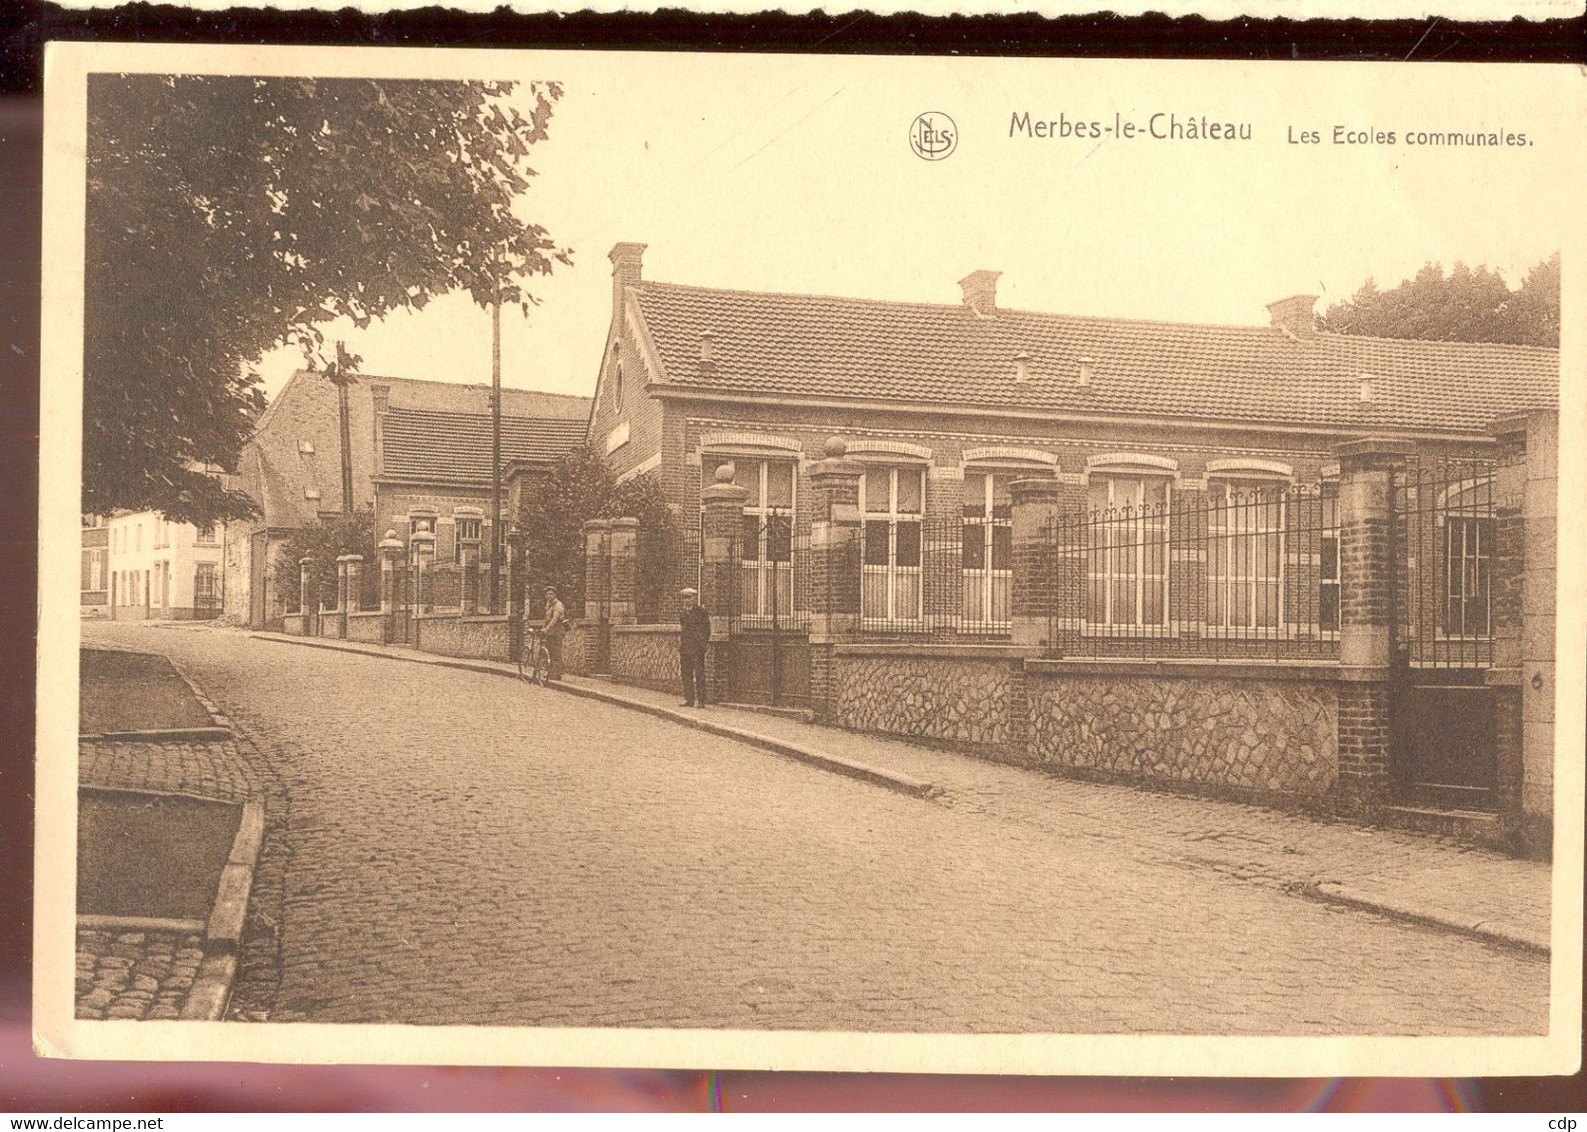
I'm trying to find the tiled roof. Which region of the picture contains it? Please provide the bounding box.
[380,408,587,484]
[241,369,591,524]
[632,283,1557,435]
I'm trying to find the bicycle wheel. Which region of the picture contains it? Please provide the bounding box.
[533,645,551,686]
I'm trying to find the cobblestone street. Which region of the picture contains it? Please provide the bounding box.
[81,622,1550,1035]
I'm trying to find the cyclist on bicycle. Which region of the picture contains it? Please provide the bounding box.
[541,585,567,681]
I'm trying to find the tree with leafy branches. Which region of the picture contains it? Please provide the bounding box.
[515,446,681,621]
[1319,254,1558,347]
[84,74,569,525]
[272,510,380,612]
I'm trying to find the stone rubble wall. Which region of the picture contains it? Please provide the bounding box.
[831,653,1015,750]
[345,611,388,644]
[611,626,682,693]
[1027,672,1338,796]
[414,613,510,662]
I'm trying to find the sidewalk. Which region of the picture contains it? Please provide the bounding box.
[76,644,274,1021]
[252,630,1553,955]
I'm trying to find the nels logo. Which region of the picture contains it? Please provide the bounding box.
[909,112,958,161]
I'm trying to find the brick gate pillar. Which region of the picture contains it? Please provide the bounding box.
[1490,410,1558,854]
[344,554,364,614]
[1009,476,1064,651]
[458,530,482,614]
[378,532,402,612]
[1488,416,1527,840]
[700,464,750,704]
[328,554,350,638]
[410,530,435,615]
[378,532,403,642]
[608,517,639,627]
[805,438,863,722]
[298,556,317,636]
[583,519,612,673]
[1334,437,1414,804]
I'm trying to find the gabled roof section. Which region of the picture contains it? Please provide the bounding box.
[380,409,587,485]
[630,282,1557,435]
[240,369,592,524]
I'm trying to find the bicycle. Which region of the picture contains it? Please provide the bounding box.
[518,625,553,686]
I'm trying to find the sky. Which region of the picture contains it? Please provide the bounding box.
[251,55,1571,404]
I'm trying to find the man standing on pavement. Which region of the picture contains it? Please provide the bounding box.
[542,585,567,681]
[679,586,711,707]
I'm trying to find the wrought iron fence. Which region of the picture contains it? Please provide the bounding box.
[1394,456,1497,671]
[723,516,812,631]
[857,515,1014,638]
[1043,482,1341,660]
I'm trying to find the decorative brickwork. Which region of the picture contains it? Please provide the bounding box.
[1028,671,1338,795]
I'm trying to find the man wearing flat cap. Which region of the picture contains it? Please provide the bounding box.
[678,587,711,707]
[542,585,567,681]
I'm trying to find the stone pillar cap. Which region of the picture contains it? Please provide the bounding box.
[583,518,612,533]
[702,480,751,504]
[808,456,863,480]
[299,556,316,565]
[378,538,404,552]
[1335,437,1416,465]
[1009,475,1063,498]
[609,516,640,530]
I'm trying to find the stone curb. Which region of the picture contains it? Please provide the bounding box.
[81,726,233,743]
[79,650,263,1022]
[1303,880,1550,957]
[182,798,265,1020]
[249,632,944,801]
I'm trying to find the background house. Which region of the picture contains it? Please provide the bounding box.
[101,511,225,621]
[223,368,590,628]
[80,515,109,616]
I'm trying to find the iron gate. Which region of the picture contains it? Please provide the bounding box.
[1390,456,1498,810]
[723,515,810,708]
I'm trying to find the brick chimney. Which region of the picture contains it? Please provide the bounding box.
[370,384,390,476]
[1266,294,1318,340]
[609,242,647,319]
[959,270,1001,317]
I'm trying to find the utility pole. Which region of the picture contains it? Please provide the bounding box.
[490,275,503,614]
[331,340,356,517]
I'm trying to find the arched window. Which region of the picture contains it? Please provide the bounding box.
[1205,464,1294,634]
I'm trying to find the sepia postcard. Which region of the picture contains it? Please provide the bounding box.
[35,42,1586,1076]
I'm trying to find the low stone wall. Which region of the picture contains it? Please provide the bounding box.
[414,612,511,662]
[346,611,388,644]
[456,615,511,662]
[611,625,682,693]
[316,611,345,640]
[562,620,596,676]
[282,613,307,636]
[1026,660,1339,797]
[830,645,1029,752]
